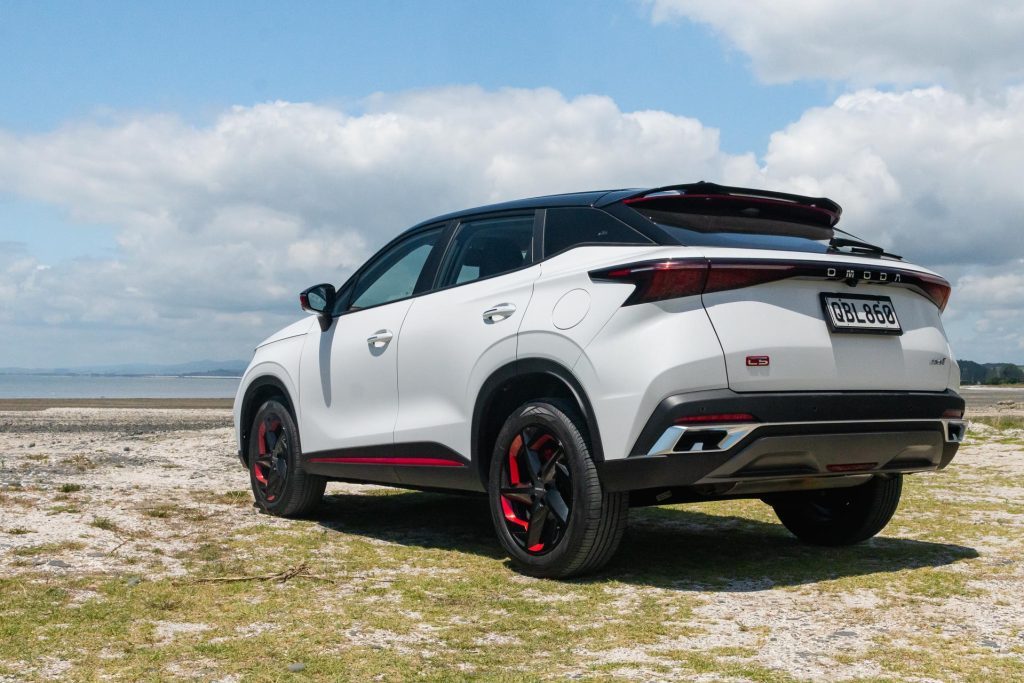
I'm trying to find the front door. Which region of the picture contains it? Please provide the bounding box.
[298,226,445,455]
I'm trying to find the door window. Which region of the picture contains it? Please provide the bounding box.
[439,215,534,287]
[347,227,443,311]
[543,207,651,256]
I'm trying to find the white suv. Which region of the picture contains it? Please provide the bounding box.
[233,182,966,578]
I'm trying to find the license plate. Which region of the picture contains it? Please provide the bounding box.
[820,293,902,335]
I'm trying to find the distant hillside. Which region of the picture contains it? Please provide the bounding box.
[0,359,248,377]
[958,360,1024,385]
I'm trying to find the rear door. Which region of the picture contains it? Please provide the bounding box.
[395,213,540,459]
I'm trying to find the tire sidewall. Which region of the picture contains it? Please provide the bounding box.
[488,401,597,573]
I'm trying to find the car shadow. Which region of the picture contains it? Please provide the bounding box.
[314,490,978,590]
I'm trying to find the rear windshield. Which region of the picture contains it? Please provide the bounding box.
[635,207,834,254]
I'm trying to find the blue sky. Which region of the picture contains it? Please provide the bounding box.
[1,1,1022,365]
[1,1,825,148]
[3,0,823,265]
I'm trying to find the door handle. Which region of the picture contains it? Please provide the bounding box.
[366,329,394,348]
[482,303,516,323]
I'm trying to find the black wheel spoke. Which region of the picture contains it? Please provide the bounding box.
[500,486,534,506]
[526,504,549,547]
[545,489,570,525]
[524,449,542,485]
[264,420,278,452]
[540,447,564,483]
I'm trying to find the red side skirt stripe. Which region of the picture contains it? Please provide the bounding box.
[307,456,464,467]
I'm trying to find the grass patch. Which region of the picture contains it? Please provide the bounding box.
[12,540,86,556]
[89,517,121,533]
[199,490,252,506]
[141,504,175,518]
[67,454,97,471]
[58,483,84,493]
[970,415,1024,430]
[4,527,32,535]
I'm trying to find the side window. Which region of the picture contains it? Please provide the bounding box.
[438,215,534,287]
[346,227,443,311]
[543,208,652,256]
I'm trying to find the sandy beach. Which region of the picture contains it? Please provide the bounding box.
[1,396,1022,680]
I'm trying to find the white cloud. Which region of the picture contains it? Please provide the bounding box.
[0,84,1022,364]
[0,87,757,365]
[757,86,1024,267]
[647,0,1024,88]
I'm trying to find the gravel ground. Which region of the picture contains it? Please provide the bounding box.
[1,405,1022,681]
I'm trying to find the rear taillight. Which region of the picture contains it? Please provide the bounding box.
[704,262,798,294]
[915,273,951,312]
[590,257,953,312]
[589,259,708,306]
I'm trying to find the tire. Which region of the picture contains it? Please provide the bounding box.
[770,474,903,546]
[248,398,326,518]
[488,399,628,578]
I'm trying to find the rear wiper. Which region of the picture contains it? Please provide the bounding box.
[828,236,902,260]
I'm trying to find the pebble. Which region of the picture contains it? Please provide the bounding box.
[126,577,142,587]
[123,446,131,452]
[287,663,305,673]
[46,559,71,568]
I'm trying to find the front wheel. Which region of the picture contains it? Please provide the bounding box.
[248,399,326,518]
[488,400,628,578]
[770,474,903,546]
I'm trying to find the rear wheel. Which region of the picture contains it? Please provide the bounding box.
[248,399,326,517]
[488,400,628,578]
[770,474,903,546]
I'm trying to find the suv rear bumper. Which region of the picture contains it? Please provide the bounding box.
[597,389,965,493]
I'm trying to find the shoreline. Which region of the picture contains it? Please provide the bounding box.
[0,397,233,411]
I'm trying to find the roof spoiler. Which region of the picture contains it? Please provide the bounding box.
[620,181,842,227]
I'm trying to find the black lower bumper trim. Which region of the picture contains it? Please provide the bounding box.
[631,388,964,456]
[598,389,964,493]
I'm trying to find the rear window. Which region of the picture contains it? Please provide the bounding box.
[633,206,835,254]
[544,208,652,256]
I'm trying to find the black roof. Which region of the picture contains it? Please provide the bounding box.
[408,181,841,232]
[410,188,638,230]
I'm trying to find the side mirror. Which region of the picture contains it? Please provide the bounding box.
[299,283,336,332]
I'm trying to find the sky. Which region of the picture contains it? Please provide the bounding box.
[1,0,1023,366]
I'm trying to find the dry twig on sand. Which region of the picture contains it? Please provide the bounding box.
[175,562,337,585]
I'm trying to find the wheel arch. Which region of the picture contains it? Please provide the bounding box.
[238,374,297,466]
[472,358,603,488]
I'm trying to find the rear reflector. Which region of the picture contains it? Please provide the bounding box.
[942,408,964,418]
[675,413,756,424]
[826,462,878,473]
